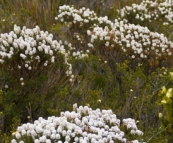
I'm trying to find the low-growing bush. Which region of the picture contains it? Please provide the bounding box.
[55,5,173,70]
[11,104,144,143]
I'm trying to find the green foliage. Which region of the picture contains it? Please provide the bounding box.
[69,56,168,138]
[0,60,71,133]
[158,71,173,141]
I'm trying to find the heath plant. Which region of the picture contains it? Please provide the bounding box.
[55,5,173,70]
[118,0,173,24]
[87,21,173,69]
[11,104,144,143]
[0,24,74,85]
[0,24,89,134]
[54,5,114,50]
[117,0,173,40]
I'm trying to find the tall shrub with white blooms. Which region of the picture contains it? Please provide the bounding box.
[11,104,144,143]
[0,25,74,83]
[0,25,89,134]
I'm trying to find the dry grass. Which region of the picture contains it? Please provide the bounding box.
[0,0,60,31]
[0,0,144,32]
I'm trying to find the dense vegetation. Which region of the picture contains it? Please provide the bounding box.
[0,0,173,142]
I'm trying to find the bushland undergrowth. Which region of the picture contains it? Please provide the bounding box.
[0,0,173,142]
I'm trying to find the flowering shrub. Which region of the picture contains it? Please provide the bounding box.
[54,5,113,51]
[55,5,97,25]
[55,5,173,68]
[11,104,144,143]
[118,0,173,25]
[0,24,89,135]
[55,5,113,29]
[0,24,89,85]
[0,25,74,83]
[117,0,173,40]
[87,20,173,67]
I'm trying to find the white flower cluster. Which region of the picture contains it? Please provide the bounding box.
[87,20,173,63]
[118,0,173,24]
[55,5,98,24]
[63,40,89,60]
[123,118,143,136]
[11,104,143,143]
[0,25,75,82]
[72,50,89,59]
[55,5,113,27]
